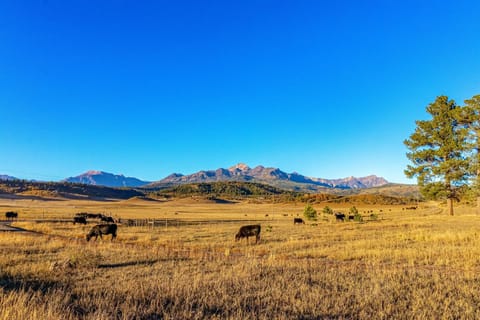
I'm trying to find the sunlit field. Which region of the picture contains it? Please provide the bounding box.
[1,197,480,319]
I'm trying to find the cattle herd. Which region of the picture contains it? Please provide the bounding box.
[3,206,401,244]
[73,212,115,224]
[70,213,117,242]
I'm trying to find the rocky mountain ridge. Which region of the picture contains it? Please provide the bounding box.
[147,163,389,191]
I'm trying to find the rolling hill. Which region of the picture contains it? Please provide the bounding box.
[0,178,419,205]
[0,180,144,200]
[148,181,418,205]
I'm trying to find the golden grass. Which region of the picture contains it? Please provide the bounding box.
[1,198,480,319]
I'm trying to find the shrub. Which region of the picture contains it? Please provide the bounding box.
[303,204,317,221]
[322,206,333,215]
[354,213,363,222]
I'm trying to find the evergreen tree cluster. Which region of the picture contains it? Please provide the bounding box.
[153,181,304,201]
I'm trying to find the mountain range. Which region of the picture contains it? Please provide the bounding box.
[2,164,390,192]
[146,163,389,192]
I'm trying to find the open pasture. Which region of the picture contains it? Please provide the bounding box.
[1,198,480,319]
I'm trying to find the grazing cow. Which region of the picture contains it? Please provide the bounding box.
[73,216,87,225]
[293,218,305,225]
[5,211,18,220]
[335,212,345,222]
[235,225,261,244]
[101,216,115,223]
[86,224,117,242]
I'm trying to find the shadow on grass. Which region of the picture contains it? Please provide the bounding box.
[0,223,45,235]
[98,257,189,269]
[0,275,60,294]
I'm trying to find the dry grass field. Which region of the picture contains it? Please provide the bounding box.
[1,196,480,319]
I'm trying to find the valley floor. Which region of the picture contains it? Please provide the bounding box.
[1,198,479,319]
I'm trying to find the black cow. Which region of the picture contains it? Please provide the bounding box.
[75,212,88,219]
[335,212,345,221]
[294,218,305,224]
[5,211,18,220]
[87,213,103,219]
[73,216,87,225]
[86,224,117,242]
[101,216,115,223]
[235,225,261,244]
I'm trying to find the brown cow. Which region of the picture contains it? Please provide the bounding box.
[235,225,261,244]
[86,224,117,242]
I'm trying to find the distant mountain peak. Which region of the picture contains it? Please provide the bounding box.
[0,174,18,181]
[229,163,250,171]
[64,170,150,188]
[85,170,104,175]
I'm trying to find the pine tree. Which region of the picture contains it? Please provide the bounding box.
[463,94,480,212]
[404,96,471,215]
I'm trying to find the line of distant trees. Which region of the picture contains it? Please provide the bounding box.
[150,181,304,201]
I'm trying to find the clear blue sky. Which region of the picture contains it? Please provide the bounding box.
[1,1,479,183]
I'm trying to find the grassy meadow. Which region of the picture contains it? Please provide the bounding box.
[1,196,480,319]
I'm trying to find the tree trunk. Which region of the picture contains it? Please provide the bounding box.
[477,168,480,214]
[447,198,454,216]
[477,196,480,215]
